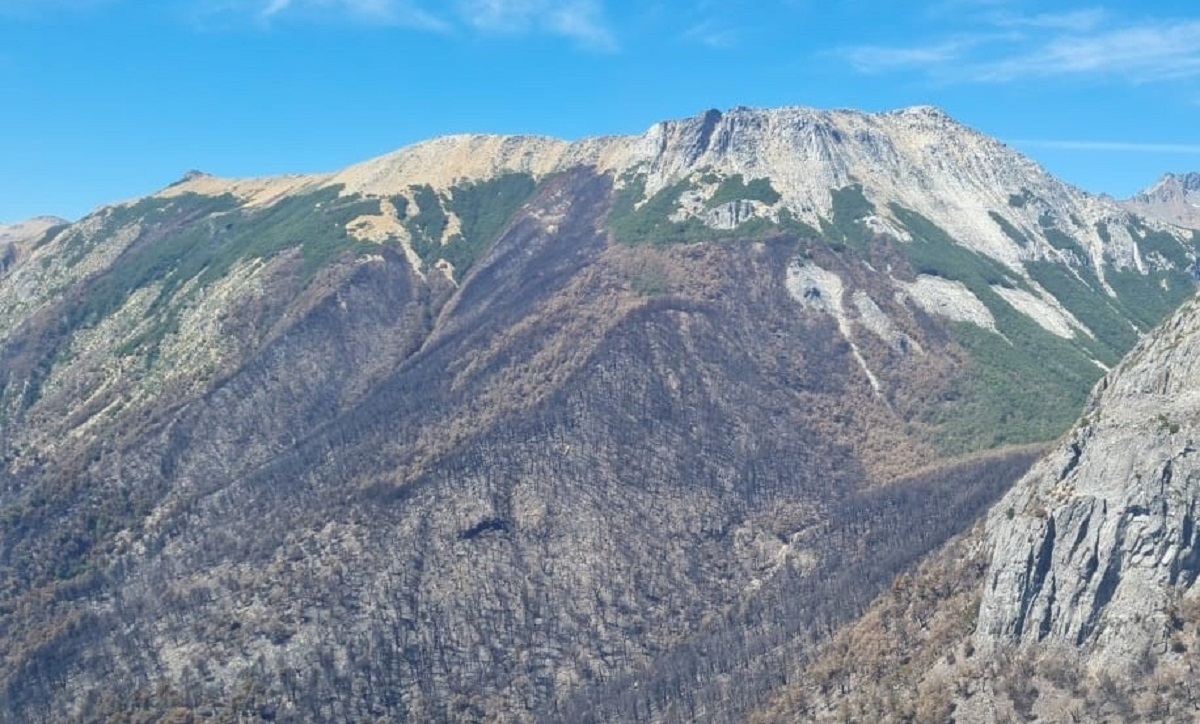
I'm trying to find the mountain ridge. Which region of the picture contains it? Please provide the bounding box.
[1123,171,1200,229]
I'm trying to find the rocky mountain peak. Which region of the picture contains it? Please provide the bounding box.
[1121,172,1200,229]
[0,216,67,275]
[1136,171,1200,201]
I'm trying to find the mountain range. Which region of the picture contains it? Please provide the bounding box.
[1,105,1198,722]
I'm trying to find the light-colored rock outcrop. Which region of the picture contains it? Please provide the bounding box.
[898,274,997,332]
[977,295,1200,673]
[785,260,882,392]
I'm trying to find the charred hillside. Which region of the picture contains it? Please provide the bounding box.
[1,106,1198,722]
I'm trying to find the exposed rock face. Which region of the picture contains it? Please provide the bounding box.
[978,296,1200,671]
[177,106,1171,278]
[0,106,1198,722]
[1123,172,1200,229]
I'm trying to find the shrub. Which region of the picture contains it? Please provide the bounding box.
[706,174,782,208]
[990,211,1030,247]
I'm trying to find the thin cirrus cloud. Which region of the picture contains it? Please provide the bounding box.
[682,20,739,50]
[456,0,617,51]
[257,0,448,30]
[242,0,616,49]
[843,8,1200,85]
[842,38,978,71]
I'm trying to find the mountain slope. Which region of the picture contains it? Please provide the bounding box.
[1,105,1198,722]
[156,107,1200,452]
[752,293,1200,723]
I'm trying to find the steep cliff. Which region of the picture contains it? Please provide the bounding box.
[963,296,1200,721]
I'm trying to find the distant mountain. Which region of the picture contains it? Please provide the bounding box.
[1122,172,1200,229]
[0,216,67,272]
[1,106,1197,722]
[0,216,67,244]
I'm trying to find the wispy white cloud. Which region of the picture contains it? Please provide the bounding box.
[1009,139,1200,154]
[457,0,616,51]
[683,19,738,49]
[195,0,616,48]
[256,0,447,29]
[841,9,1200,85]
[976,21,1200,82]
[844,38,978,72]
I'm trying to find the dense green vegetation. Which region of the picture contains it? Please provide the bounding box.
[399,174,537,276]
[1023,262,1133,361]
[61,194,241,269]
[609,172,825,249]
[776,208,822,239]
[1108,267,1195,331]
[609,174,780,246]
[819,184,874,252]
[891,205,1109,451]
[706,174,782,208]
[442,173,538,274]
[937,317,1098,452]
[989,211,1030,247]
[892,204,1195,450]
[400,184,449,264]
[1128,221,1193,269]
[1038,214,1088,258]
[608,175,705,245]
[891,204,1017,290]
[87,188,381,356]
[1025,220,1193,346]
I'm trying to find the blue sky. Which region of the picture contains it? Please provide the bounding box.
[2,0,1200,222]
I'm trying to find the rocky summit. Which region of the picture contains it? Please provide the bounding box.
[1,105,1198,722]
[1123,172,1200,230]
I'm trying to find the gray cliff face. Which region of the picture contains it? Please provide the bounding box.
[977,296,1200,670]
